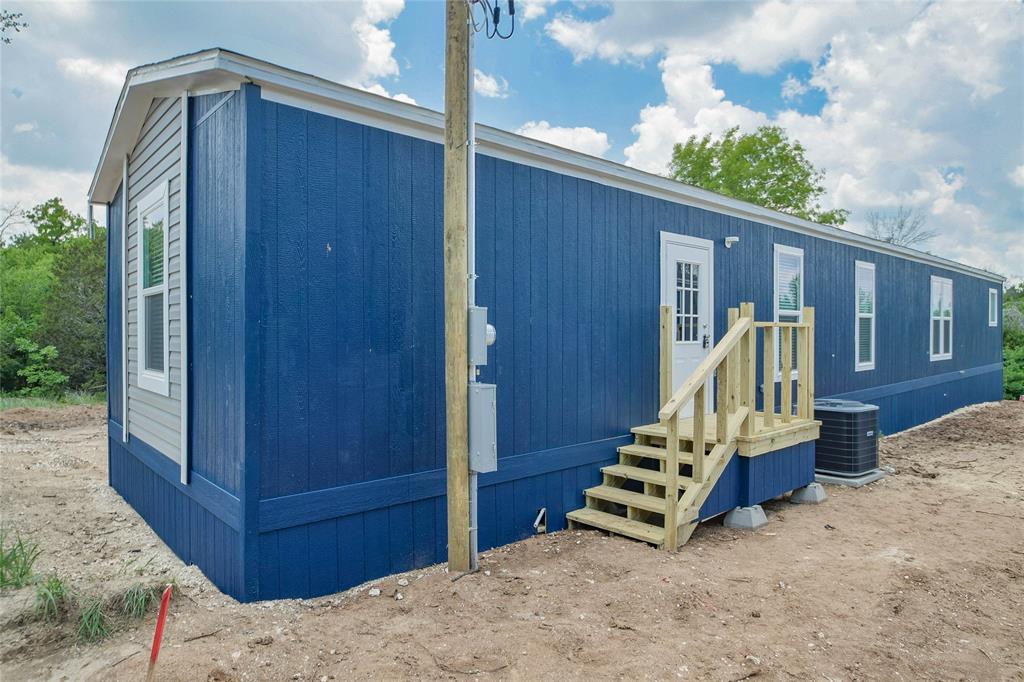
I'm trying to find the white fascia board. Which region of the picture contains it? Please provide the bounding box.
[91,49,1005,284]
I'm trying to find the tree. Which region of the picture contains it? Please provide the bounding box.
[37,228,107,391]
[866,206,937,248]
[0,204,26,244]
[668,125,849,226]
[23,198,87,245]
[1,10,27,44]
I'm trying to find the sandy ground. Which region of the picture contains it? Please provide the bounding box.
[1,401,1023,681]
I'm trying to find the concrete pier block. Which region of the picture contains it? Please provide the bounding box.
[723,505,768,530]
[790,482,828,504]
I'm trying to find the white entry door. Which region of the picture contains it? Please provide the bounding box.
[660,233,714,417]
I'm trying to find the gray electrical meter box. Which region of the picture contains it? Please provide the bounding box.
[468,306,489,366]
[468,382,497,473]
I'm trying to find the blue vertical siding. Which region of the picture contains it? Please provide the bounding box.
[106,184,124,426]
[188,91,247,496]
[109,432,243,598]
[242,94,1001,600]
[110,85,1003,603]
[106,92,249,603]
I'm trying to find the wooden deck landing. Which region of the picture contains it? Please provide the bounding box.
[632,411,820,457]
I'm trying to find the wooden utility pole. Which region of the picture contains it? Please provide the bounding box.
[443,0,471,573]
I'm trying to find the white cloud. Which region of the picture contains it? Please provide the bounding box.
[474,69,510,98]
[57,56,128,88]
[1011,165,1024,188]
[521,0,558,23]
[0,154,93,223]
[352,0,405,82]
[517,120,611,157]
[781,74,808,101]
[545,1,1024,278]
[13,122,38,134]
[359,82,416,105]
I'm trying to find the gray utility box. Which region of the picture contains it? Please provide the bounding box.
[813,399,879,477]
[468,382,497,473]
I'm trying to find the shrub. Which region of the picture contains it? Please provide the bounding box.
[0,528,40,588]
[13,338,68,397]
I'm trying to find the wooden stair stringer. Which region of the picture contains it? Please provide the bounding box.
[675,440,739,547]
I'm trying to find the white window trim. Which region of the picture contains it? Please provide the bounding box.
[988,288,998,327]
[773,244,804,381]
[136,181,171,396]
[929,275,953,362]
[854,260,875,372]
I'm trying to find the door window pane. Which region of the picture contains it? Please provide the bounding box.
[675,260,700,342]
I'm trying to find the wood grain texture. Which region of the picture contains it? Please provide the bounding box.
[443,0,471,573]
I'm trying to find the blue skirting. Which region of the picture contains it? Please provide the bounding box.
[699,440,817,520]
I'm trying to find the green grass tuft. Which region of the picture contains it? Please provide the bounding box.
[34,574,67,622]
[121,583,156,619]
[0,527,40,588]
[77,597,109,642]
[0,391,106,410]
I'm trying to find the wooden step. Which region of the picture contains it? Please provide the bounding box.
[585,485,666,513]
[602,464,693,489]
[617,444,694,464]
[631,410,746,445]
[567,507,665,545]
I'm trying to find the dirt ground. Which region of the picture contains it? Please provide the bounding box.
[1,401,1022,681]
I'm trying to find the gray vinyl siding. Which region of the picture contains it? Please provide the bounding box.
[126,96,183,462]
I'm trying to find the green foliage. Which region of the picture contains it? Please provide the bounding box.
[14,338,69,397]
[34,574,68,622]
[0,527,40,588]
[23,198,86,245]
[121,583,157,618]
[669,125,849,226]
[0,198,105,394]
[37,228,107,390]
[77,597,110,642]
[1003,283,1024,400]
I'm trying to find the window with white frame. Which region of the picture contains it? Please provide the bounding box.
[989,288,998,327]
[774,244,804,377]
[929,276,953,361]
[136,183,170,395]
[855,261,875,371]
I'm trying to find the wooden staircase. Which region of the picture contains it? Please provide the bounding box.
[568,302,816,550]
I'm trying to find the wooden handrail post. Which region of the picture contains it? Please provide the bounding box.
[797,314,809,419]
[803,306,815,419]
[660,305,673,407]
[692,385,705,482]
[763,324,775,427]
[664,415,680,551]
[716,352,729,442]
[727,308,739,412]
[780,327,792,422]
[739,302,755,437]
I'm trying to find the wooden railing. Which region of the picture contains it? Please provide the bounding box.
[657,302,815,549]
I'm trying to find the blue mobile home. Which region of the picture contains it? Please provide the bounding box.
[91,50,1003,602]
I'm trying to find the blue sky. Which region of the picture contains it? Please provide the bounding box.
[1,1,1021,279]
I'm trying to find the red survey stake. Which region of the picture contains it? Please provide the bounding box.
[146,585,174,681]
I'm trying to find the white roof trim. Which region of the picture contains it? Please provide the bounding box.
[90,49,1004,283]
